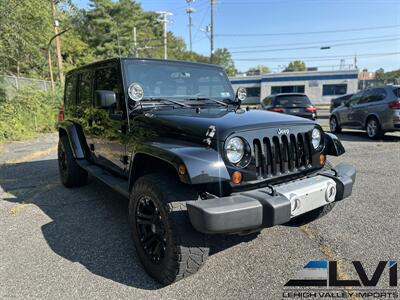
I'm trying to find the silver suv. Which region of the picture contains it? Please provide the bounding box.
[330,85,400,139]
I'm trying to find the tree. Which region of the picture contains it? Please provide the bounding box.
[246,65,270,75]
[211,48,236,76]
[283,60,306,72]
[0,0,53,78]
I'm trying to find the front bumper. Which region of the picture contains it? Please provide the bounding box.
[187,163,356,234]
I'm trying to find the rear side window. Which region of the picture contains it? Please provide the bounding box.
[78,71,93,106]
[274,95,311,107]
[366,88,386,103]
[64,75,77,106]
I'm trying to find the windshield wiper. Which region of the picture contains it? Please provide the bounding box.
[145,97,191,108]
[185,97,229,107]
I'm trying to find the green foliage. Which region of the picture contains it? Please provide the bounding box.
[246,65,270,75]
[212,48,236,76]
[0,0,53,78]
[375,68,400,84]
[283,60,306,72]
[0,86,62,142]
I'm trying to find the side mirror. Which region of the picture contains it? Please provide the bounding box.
[95,90,117,109]
[236,87,247,101]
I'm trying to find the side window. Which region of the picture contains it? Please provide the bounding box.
[347,91,364,106]
[64,75,77,106]
[95,67,120,92]
[78,71,93,106]
[369,88,386,102]
[95,66,123,110]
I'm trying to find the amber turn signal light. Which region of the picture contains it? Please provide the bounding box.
[231,171,242,184]
[319,154,326,165]
[178,164,186,175]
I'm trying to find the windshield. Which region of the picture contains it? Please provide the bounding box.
[123,60,235,101]
[275,95,312,107]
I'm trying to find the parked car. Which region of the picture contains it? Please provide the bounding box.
[330,93,354,113]
[330,85,400,139]
[261,93,318,120]
[57,57,356,285]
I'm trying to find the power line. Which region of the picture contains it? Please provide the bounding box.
[216,24,400,37]
[227,34,400,50]
[233,51,400,62]
[231,36,400,54]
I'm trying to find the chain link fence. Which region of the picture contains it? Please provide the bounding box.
[0,75,52,91]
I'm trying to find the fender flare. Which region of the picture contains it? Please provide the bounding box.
[324,132,345,156]
[58,121,90,159]
[128,142,230,188]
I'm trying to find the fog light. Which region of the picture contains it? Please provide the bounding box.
[325,182,336,202]
[231,171,242,184]
[319,154,326,165]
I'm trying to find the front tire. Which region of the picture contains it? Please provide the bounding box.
[330,115,342,133]
[129,173,209,285]
[58,135,88,187]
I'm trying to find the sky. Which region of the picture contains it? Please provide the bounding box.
[73,0,400,73]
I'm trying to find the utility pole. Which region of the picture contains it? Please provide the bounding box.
[354,54,358,70]
[186,0,195,52]
[210,0,215,62]
[157,11,173,59]
[51,0,64,84]
[132,27,138,57]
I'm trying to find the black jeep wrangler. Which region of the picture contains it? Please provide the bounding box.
[57,57,356,284]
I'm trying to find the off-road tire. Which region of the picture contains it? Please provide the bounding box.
[129,173,209,285]
[58,135,88,187]
[329,115,342,133]
[366,117,384,139]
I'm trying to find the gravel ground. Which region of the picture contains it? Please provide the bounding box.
[0,130,399,300]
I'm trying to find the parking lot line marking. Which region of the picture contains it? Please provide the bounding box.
[5,145,57,164]
[301,224,362,300]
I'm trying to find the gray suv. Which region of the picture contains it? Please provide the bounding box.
[330,86,400,139]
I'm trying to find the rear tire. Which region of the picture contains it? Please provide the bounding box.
[329,115,342,133]
[58,135,88,187]
[366,117,383,139]
[129,173,209,285]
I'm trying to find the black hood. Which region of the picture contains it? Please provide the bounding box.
[136,107,315,142]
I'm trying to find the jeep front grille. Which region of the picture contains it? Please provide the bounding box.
[253,133,313,178]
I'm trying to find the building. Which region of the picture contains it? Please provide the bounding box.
[230,70,359,104]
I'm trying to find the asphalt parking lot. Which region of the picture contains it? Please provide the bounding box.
[0,127,399,299]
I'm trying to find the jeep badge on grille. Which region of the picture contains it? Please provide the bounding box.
[277,128,290,135]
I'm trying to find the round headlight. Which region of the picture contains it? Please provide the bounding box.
[311,128,322,149]
[225,137,245,164]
